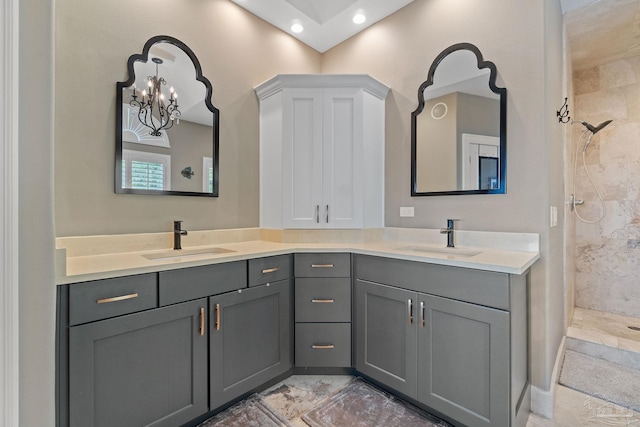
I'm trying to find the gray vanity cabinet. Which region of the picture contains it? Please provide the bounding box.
[354,255,529,427]
[68,298,208,427]
[209,279,292,410]
[354,279,418,398]
[418,294,510,427]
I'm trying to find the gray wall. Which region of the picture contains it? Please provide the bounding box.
[321,0,566,392]
[54,0,322,236]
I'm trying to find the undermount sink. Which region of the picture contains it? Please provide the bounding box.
[398,245,482,257]
[143,247,236,261]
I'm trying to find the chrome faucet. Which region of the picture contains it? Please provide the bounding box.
[440,219,458,248]
[173,220,188,250]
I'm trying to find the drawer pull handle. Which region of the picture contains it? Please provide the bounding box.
[420,301,425,328]
[200,307,205,336]
[215,303,221,331]
[262,267,280,274]
[311,264,334,268]
[96,293,139,304]
[311,299,335,303]
[408,299,413,325]
[311,344,335,349]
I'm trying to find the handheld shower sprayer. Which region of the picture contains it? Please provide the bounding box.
[572,119,613,152]
[581,120,612,135]
[569,118,613,223]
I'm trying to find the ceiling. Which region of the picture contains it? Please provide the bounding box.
[229,0,415,52]
[563,0,640,71]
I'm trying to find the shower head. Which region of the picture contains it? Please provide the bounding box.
[580,120,612,135]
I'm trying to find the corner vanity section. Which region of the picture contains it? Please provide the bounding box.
[55,232,538,427]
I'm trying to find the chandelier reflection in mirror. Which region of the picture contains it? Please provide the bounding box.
[129,57,181,137]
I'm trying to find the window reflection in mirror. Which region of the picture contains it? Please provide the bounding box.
[116,36,219,197]
[411,43,506,196]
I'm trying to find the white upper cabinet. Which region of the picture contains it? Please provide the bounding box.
[256,75,389,229]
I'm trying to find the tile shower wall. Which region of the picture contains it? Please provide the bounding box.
[573,54,640,318]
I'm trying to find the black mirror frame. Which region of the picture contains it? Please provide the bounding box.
[411,42,507,196]
[116,35,220,197]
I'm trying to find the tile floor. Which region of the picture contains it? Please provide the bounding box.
[215,308,640,426]
[255,374,640,426]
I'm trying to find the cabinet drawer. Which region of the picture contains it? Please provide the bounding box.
[354,255,510,310]
[69,274,157,326]
[295,323,351,367]
[295,278,351,322]
[294,253,350,278]
[248,255,291,287]
[159,261,247,306]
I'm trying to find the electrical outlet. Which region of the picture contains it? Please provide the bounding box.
[400,207,415,217]
[550,206,558,227]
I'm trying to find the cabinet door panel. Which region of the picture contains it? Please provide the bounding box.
[323,89,363,228]
[283,89,323,228]
[209,280,291,410]
[354,279,417,398]
[69,299,207,427]
[419,294,509,427]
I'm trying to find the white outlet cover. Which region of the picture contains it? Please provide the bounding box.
[400,207,415,217]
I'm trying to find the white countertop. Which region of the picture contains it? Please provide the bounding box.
[57,228,540,284]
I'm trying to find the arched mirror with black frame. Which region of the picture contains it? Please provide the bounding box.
[411,43,506,196]
[116,35,219,197]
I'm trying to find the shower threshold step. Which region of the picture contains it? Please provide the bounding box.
[567,307,640,371]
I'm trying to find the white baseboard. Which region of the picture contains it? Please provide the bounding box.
[531,336,566,418]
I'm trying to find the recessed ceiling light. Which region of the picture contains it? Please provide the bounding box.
[291,22,304,33]
[353,13,366,24]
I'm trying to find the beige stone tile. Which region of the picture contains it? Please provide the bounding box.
[600,58,637,89]
[574,89,627,124]
[626,82,640,119]
[528,385,640,427]
[575,163,627,202]
[574,66,601,95]
[618,337,640,352]
[600,122,640,164]
[575,238,627,276]
[627,162,640,201]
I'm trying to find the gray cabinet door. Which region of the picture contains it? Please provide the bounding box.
[209,279,292,410]
[68,299,208,427]
[418,294,510,427]
[354,279,418,398]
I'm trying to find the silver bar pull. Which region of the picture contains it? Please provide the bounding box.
[326,205,329,223]
[97,293,139,304]
[311,344,335,349]
[420,301,425,328]
[311,264,334,268]
[262,267,280,274]
[316,205,320,223]
[311,299,335,303]
[408,299,413,325]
